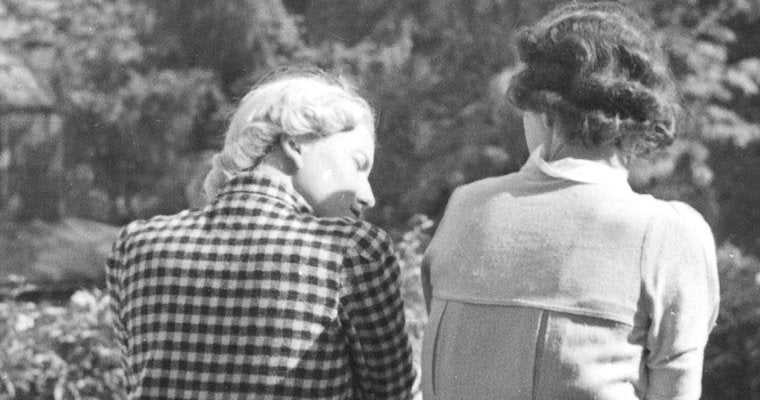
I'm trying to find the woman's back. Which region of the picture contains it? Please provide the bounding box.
[428,165,652,323]
[109,171,415,399]
[422,159,718,399]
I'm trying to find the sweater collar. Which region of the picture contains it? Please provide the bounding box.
[217,170,314,214]
[527,145,630,186]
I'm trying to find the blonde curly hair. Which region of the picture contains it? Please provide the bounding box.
[203,68,374,201]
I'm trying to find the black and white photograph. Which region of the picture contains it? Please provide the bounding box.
[1,0,759,399]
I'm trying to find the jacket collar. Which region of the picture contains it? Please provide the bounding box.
[526,145,630,187]
[217,170,314,214]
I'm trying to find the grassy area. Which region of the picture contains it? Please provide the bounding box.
[0,217,119,299]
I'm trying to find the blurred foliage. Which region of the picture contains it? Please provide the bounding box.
[63,70,229,223]
[638,0,760,256]
[704,244,760,400]
[392,214,434,365]
[1,0,756,241]
[145,0,307,94]
[0,0,233,224]
[0,288,126,399]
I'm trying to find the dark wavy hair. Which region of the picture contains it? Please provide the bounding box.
[507,1,679,154]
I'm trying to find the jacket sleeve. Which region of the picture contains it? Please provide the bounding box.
[641,202,720,400]
[339,222,416,400]
[105,226,131,369]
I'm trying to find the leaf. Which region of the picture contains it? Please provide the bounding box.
[725,68,759,96]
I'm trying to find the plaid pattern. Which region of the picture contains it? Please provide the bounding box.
[106,171,415,399]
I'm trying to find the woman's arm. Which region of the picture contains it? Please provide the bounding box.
[339,222,416,400]
[642,203,720,400]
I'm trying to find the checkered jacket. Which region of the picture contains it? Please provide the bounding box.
[106,171,415,399]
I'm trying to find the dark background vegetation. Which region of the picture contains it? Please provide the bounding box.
[1,0,759,398]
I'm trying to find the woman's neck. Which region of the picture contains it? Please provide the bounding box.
[543,134,628,171]
[523,111,629,171]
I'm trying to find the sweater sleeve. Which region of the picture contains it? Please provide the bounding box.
[641,202,720,400]
[339,221,416,400]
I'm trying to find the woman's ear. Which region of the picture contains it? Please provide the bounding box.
[280,135,304,171]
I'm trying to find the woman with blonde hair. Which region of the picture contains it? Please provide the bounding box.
[421,3,719,399]
[107,68,416,399]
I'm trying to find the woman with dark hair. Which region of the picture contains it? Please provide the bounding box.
[421,3,719,399]
[107,68,416,399]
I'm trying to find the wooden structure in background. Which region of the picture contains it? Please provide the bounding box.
[0,50,62,221]
[0,50,117,298]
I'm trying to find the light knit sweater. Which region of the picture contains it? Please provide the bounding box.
[421,154,719,400]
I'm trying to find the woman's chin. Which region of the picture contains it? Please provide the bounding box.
[315,206,354,219]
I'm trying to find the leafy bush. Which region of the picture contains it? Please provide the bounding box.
[703,244,760,400]
[0,288,125,399]
[393,215,434,362]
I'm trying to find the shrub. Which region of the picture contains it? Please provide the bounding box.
[703,244,760,400]
[0,288,126,399]
[393,215,434,360]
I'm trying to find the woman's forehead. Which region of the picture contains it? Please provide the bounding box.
[320,124,375,155]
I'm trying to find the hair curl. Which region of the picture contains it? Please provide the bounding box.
[507,1,680,154]
[203,67,375,200]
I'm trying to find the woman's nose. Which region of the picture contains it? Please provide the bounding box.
[356,180,376,210]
